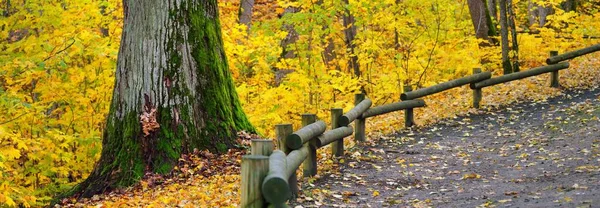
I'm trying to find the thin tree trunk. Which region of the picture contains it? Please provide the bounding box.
[488,0,498,22]
[342,0,360,79]
[499,0,512,74]
[507,0,519,72]
[99,0,109,37]
[61,0,254,199]
[273,3,300,86]
[561,0,577,12]
[238,0,254,34]
[528,0,535,26]
[280,5,299,59]
[3,0,10,17]
[317,0,337,70]
[537,5,552,27]
[483,0,497,36]
[527,1,553,27]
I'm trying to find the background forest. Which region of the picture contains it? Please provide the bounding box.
[1,0,599,206]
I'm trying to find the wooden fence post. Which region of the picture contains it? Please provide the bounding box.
[251,139,274,156]
[550,50,560,88]
[472,68,483,109]
[404,86,414,127]
[331,108,344,157]
[275,124,298,198]
[301,114,318,177]
[240,155,269,208]
[354,93,366,142]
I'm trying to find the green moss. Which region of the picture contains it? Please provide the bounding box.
[216,143,228,153]
[183,1,255,152]
[483,0,497,36]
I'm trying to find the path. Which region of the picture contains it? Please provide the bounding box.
[294,87,600,207]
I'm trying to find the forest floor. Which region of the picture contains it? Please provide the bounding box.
[293,86,600,208]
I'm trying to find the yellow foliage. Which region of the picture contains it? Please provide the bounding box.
[1,0,600,206]
[1,0,122,206]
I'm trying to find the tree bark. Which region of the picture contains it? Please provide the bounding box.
[507,0,519,72]
[99,0,109,37]
[467,0,491,40]
[499,0,512,74]
[64,0,254,198]
[238,0,255,34]
[316,0,337,70]
[528,1,554,27]
[3,0,10,17]
[487,0,498,22]
[561,0,577,12]
[280,5,299,59]
[537,5,553,27]
[342,0,360,79]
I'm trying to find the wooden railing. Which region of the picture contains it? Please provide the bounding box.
[239,44,600,208]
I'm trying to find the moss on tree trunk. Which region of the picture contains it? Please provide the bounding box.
[58,0,254,200]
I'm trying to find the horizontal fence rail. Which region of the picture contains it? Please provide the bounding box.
[362,99,426,118]
[339,98,372,126]
[401,72,492,100]
[546,43,600,64]
[285,120,326,150]
[240,45,600,207]
[471,62,570,89]
[316,126,354,148]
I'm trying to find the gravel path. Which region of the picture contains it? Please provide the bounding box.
[294,87,600,208]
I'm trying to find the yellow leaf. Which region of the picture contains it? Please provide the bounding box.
[564,196,572,202]
[0,193,17,207]
[462,173,481,180]
[1,148,20,159]
[372,190,380,197]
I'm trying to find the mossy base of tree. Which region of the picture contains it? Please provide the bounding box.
[54,0,255,204]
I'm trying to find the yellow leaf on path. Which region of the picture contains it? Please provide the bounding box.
[372,190,380,197]
[564,196,572,202]
[462,173,481,180]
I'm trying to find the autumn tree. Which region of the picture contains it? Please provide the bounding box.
[499,0,512,74]
[561,0,577,12]
[528,0,553,27]
[238,0,254,34]
[488,0,498,22]
[506,0,519,72]
[279,2,300,59]
[342,0,360,79]
[467,0,495,41]
[65,0,254,198]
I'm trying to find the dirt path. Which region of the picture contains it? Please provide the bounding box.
[294,87,600,208]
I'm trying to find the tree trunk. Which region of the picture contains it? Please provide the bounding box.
[537,5,553,27]
[561,0,577,12]
[528,0,535,26]
[3,0,10,17]
[468,0,490,40]
[487,0,498,22]
[238,0,255,34]
[499,0,512,74]
[99,0,109,37]
[507,0,519,72]
[342,0,360,79]
[280,5,299,59]
[66,0,254,198]
[316,0,337,70]
[528,1,554,27]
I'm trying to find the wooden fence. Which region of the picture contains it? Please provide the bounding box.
[239,44,600,207]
